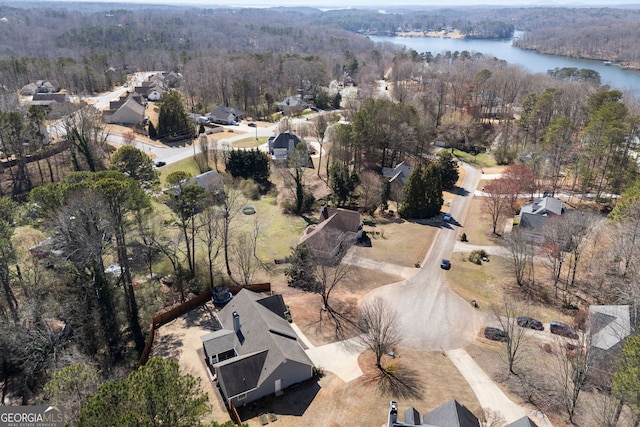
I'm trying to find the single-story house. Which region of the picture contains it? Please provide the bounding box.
[165,170,224,196]
[517,196,565,245]
[104,94,145,125]
[22,80,61,96]
[30,92,69,108]
[278,96,308,112]
[587,305,632,388]
[382,161,413,201]
[201,289,314,407]
[299,204,363,257]
[207,105,244,125]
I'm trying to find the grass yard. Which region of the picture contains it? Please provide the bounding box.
[453,149,496,169]
[445,253,510,309]
[459,197,504,247]
[157,157,202,186]
[350,219,438,268]
[233,136,269,149]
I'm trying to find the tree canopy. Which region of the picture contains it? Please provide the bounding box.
[77,358,210,427]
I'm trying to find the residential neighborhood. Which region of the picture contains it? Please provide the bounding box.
[1,3,640,427]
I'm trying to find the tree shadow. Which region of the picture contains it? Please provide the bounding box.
[152,332,183,360]
[374,366,425,400]
[183,302,221,330]
[456,186,471,197]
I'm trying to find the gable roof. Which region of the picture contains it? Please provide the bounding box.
[505,417,539,427]
[164,170,224,196]
[589,305,631,351]
[519,212,549,233]
[382,161,413,186]
[105,95,145,125]
[211,289,313,399]
[208,105,243,124]
[520,196,563,216]
[299,207,362,256]
[422,400,480,427]
[278,96,308,110]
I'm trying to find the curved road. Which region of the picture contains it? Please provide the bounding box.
[363,163,482,350]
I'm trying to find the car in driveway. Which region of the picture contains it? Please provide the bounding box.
[154,161,166,167]
[517,316,544,331]
[550,321,579,339]
[484,327,508,342]
[440,259,451,270]
[248,122,257,127]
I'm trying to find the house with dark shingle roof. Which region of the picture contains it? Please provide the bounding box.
[201,289,314,407]
[517,196,565,245]
[104,93,146,125]
[387,400,480,427]
[299,204,363,257]
[382,161,414,201]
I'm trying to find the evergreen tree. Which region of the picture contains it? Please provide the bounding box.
[148,121,157,139]
[399,163,443,219]
[437,150,459,190]
[157,91,194,141]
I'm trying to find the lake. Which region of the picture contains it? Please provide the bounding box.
[369,34,640,94]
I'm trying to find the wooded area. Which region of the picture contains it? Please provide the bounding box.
[1,2,640,425]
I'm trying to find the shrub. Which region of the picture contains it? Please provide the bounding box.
[239,179,260,200]
[468,249,488,265]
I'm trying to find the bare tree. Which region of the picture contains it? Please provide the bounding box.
[196,206,222,290]
[357,297,402,371]
[553,333,591,424]
[220,188,243,280]
[483,177,515,235]
[492,296,532,374]
[64,108,109,172]
[232,232,258,287]
[502,228,536,290]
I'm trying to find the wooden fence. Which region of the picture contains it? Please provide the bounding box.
[137,283,271,367]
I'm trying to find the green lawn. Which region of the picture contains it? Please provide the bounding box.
[157,157,202,187]
[453,149,496,168]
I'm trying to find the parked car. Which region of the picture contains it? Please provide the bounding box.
[443,212,452,223]
[484,327,508,342]
[517,316,544,331]
[248,122,257,127]
[440,259,451,270]
[550,321,579,339]
[154,161,166,167]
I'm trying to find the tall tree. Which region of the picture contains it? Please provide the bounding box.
[0,198,18,323]
[157,91,194,141]
[399,163,443,219]
[64,108,108,172]
[613,334,640,423]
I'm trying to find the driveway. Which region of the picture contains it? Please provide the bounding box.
[362,163,483,351]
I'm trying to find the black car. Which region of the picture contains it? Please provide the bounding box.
[517,316,544,331]
[484,327,508,342]
[550,321,579,339]
[248,122,257,127]
[440,259,451,270]
[154,161,166,167]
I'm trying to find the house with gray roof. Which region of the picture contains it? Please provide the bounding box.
[164,170,224,197]
[278,96,308,112]
[387,400,480,427]
[298,204,363,257]
[382,161,414,201]
[104,94,146,125]
[268,131,308,162]
[587,305,633,388]
[517,196,565,245]
[505,416,539,427]
[201,289,314,407]
[207,105,244,125]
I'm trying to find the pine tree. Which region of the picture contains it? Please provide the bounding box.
[399,164,443,219]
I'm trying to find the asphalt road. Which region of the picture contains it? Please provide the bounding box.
[362,163,483,351]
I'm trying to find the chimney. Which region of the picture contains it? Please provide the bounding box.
[232,311,240,333]
[320,203,328,220]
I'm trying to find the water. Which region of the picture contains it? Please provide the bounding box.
[369,33,640,94]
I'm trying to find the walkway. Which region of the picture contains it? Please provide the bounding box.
[341,252,419,280]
